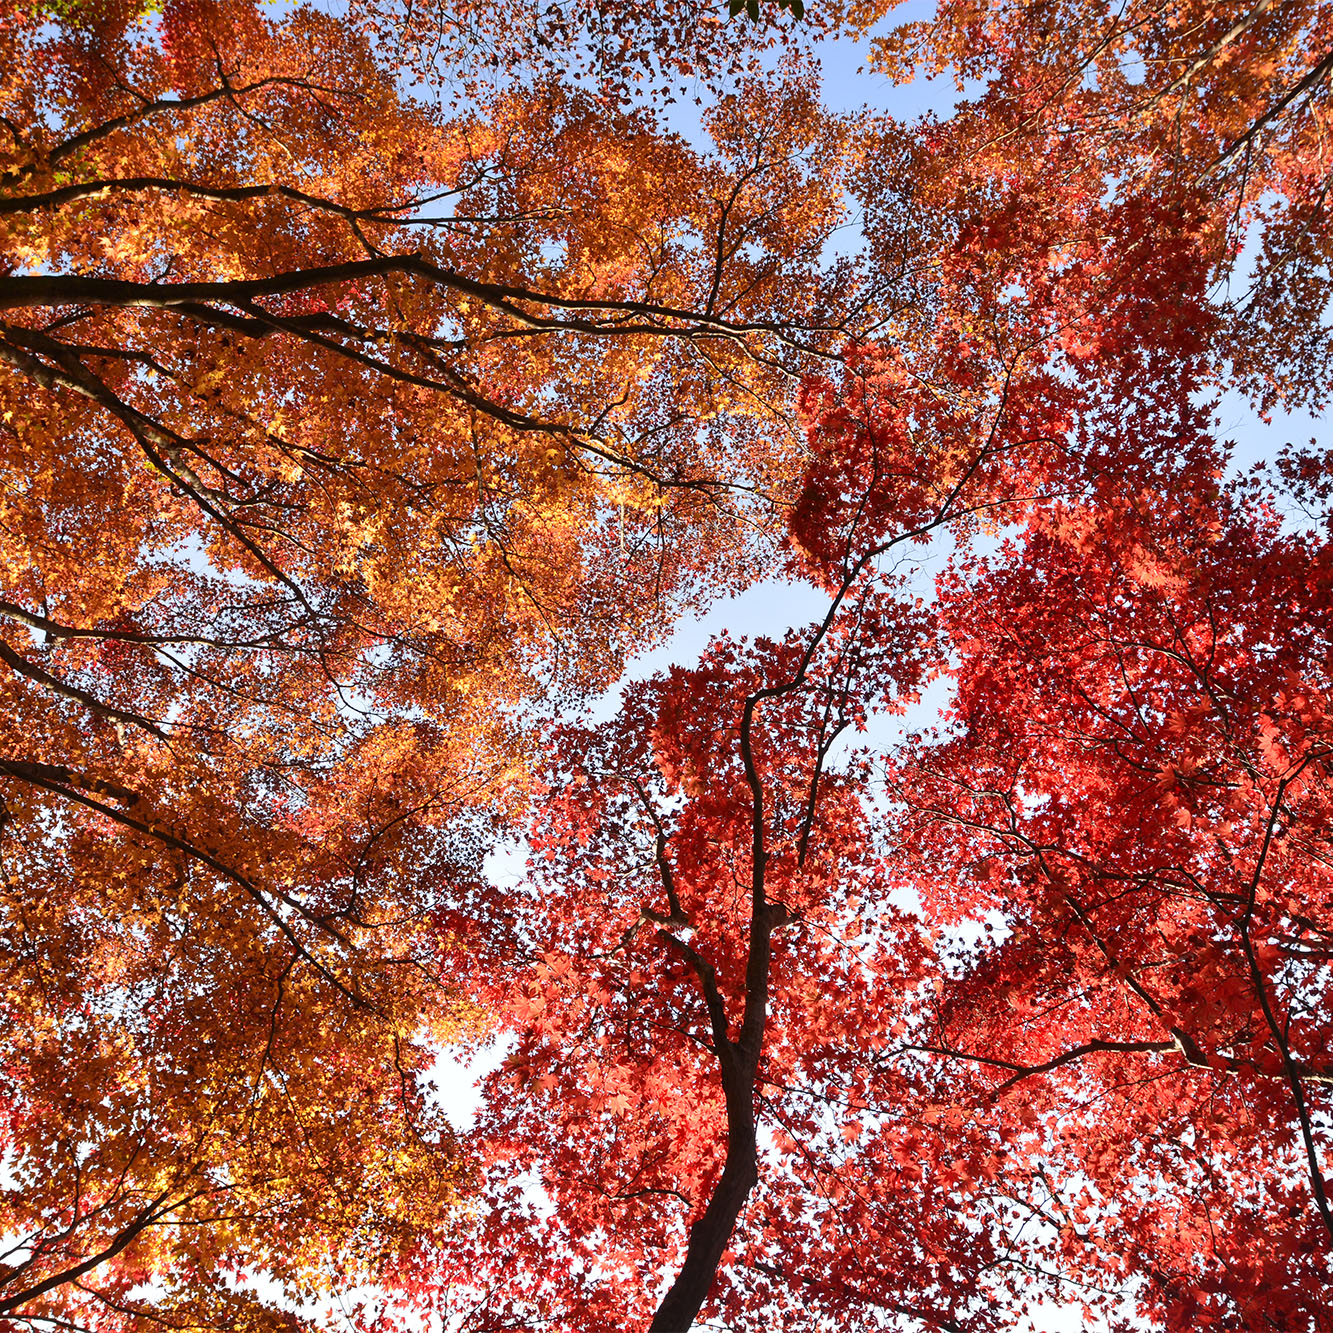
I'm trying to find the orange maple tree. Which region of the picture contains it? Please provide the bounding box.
[0,0,858,1326]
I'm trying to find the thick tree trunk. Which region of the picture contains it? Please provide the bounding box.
[648,1071,758,1333]
[648,765,781,1330]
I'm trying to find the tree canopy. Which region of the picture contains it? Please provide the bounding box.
[1,1,1330,1330]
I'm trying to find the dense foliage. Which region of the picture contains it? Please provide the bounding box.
[1,1,1329,1330]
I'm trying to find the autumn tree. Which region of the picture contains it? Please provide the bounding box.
[410,316,1110,1328]
[0,1,866,1326]
[823,14,1333,1319]
[420,370,1333,1333]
